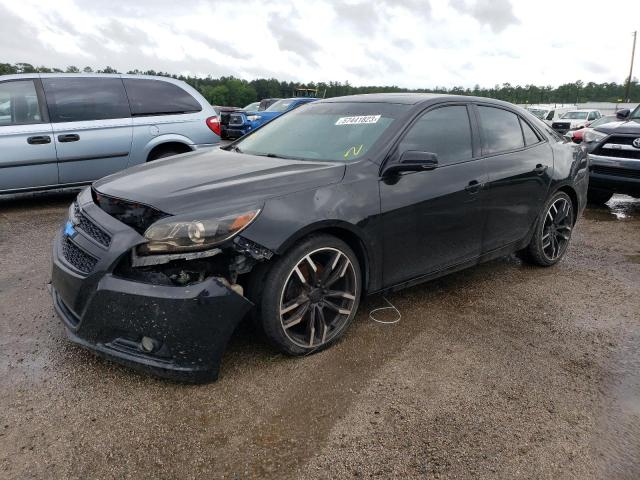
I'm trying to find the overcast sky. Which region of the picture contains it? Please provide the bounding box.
[0,0,637,88]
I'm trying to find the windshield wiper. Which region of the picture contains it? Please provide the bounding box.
[223,145,243,153]
[253,152,301,160]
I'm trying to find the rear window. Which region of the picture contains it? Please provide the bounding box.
[123,79,202,116]
[478,106,525,154]
[43,77,130,122]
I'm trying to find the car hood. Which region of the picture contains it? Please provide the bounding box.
[93,148,346,215]
[594,119,640,135]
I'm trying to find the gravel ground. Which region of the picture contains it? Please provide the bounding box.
[0,191,638,480]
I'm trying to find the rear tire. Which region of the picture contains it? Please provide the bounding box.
[587,188,613,205]
[523,191,574,267]
[255,234,362,356]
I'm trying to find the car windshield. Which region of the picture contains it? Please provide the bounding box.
[590,116,616,127]
[630,106,640,119]
[234,102,409,162]
[243,102,259,111]
[265,99,296,112]
[561,111,589,119]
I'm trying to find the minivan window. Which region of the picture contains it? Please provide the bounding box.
[123,79,201,116]
[0,80,42,126]
[478,106,524,154]
[43,77,130,123]
[521,119,540,146]
[398,105,472,165]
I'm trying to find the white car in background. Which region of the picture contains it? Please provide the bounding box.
[526,105,575,126]
[551,109,602,134]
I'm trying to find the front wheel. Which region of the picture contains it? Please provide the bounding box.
[256,235,362,356]
[523,192,574,267]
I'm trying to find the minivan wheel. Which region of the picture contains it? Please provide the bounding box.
[148,150,183,161]
[257,235,361,356]
[587,188,613,205]
[523,192,574,267]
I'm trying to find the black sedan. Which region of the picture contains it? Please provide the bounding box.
[50,94,588,382]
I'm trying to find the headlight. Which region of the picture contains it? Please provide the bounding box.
[138,208,260,255]
[246,115,261,122]
[583,130,607,143]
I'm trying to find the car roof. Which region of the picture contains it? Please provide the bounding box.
[320,92,523,109]
[0,73,189,87]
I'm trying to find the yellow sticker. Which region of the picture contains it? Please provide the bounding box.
[344,144,364,159]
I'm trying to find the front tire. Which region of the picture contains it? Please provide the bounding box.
[523,192,574,267]
[256,235,362,356]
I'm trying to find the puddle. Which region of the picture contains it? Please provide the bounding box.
[583,195,640,222]
[626,254,640,265]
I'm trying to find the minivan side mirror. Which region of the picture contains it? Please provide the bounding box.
[616,109,630,120]
[383,151,439,176]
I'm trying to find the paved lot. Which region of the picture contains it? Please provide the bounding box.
[1,192,639,479]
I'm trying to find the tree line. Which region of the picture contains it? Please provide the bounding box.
[1,61,637,107]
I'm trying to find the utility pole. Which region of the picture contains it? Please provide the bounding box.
[624,31,637,102]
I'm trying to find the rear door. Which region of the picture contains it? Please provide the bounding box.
[475,104,553,252]
[0,78,58,191]
[42,76,133,183]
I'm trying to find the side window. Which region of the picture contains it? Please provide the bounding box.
[587,112,596,121]
[478,106,524,154]
[546,110,554,121]
[520,118,541,146]
[397,105,472,166]
[43,77,130,122]
[0,80,42,126]
[123,79,202,116]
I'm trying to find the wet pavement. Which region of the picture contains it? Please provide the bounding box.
[0,192,639,479]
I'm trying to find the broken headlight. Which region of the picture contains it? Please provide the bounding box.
[138,208,261,255]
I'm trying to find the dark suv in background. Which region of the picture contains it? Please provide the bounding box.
[583,105,640,204]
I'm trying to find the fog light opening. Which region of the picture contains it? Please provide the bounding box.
[140,336,157,353]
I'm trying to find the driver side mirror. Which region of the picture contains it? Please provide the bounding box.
[616,109,630,120]
[383,151,439,176]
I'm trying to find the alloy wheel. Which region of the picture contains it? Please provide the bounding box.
[542,197,573,261]
[279,247,358,348]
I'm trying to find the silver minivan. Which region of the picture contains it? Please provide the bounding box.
[0,74,221,194]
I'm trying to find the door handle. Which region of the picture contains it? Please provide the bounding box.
[27,135,51,145]
[58,134,80,142]
[534,164,548,175]
[465,179,481,194]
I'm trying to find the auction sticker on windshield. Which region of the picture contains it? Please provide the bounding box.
[335,115,381,125]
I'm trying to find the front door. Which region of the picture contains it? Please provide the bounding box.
[474,104,553,252]
[0,78,58,192]
[380,104,487,287]
[42,76,133,184]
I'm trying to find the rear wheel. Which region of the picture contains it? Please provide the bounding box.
[587,188,613,205]
[256,235,361,356]
[523,192,574,267]
[148,148,188,161]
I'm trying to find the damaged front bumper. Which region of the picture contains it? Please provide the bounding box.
[50,188,256,382]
